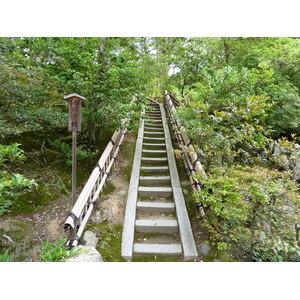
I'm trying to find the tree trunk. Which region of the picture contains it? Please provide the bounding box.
[87,38,108,146]
[224,39,231,64]
[87,120,96,146]
[181,78,186,97]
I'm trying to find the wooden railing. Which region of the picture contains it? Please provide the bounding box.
[64,100,134,246]
[164,90,206,217]
[147,96,160,105]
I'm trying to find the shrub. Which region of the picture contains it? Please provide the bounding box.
[195,166,300,261]
[0,251,12,262]
[49,140,99,165]
[177,67,272,167]
[0,143,26,166]
[0,143,37,215]
[40,238,80,262]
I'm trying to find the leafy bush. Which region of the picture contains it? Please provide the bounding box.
[177,67,272,167]
[0,250,12,262]
[0,172,38,215]
[261,82,300,137]
[269,136,300,171]
[0,143,37,215]
[49,139,99,165]
[0,108,68,139]
[0,143,26,166]
[40,238,80,262]
[195,166,300,261]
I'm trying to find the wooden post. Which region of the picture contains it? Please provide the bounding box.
[72,131,77,206]
[64,93,86,204]
[64,93,86,242]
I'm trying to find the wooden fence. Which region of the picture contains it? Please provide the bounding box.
[64,101,134,246]
[164,90,206,217]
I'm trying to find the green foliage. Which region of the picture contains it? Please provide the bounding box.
[246,61,300,136]
[49,139,99,165]
[0,250,12,262]
[0,143,37,215]
[195,166,300,261]
[95,223,123,262]
[40,238,80,262]
[0,37,158,144]
[270,136,300,170]
[165,37,300,137]
[167,39,300,261]
[177,67,271,166]
[0,143,26,166]
[0,172,37,215]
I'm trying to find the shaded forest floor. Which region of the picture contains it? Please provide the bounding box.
[0,129,102,261]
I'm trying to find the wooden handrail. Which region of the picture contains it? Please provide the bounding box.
[164,90,206,217]
[147,96,160,105]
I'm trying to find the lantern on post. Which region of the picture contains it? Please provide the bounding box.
[64,93,86,207]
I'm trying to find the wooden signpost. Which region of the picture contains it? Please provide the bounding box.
[64,93,86,207]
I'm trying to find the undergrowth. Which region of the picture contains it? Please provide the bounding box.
[40,238,80,262]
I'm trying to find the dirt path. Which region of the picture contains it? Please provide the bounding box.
[0,190,73,261]
[0,131,136,262]
[87,132,135,227]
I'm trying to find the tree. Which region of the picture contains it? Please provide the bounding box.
[0,37,157,144]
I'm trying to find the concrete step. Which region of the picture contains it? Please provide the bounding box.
[139,175,171,185]
[146,113,161,117]
[144,126,163,132]
[143,143,166,149]
[135,219,178,234]
[141,157,168,165]
[146,104,159,107]
[144,131,164,136]
[143,137,165,142]
[142,149,167,154]
[133,243,182,255]
[144,123,163,127]
[138,186,173,197]
[137,201,175,213]
[145,112,160,115]
[146,107,160,110]
[145,119,162,123]
[146,110,161,113]
[146,116,162,120]
[140,166,169,173]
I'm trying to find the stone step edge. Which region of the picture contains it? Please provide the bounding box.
[135,219,178,234]
[142,149,167,153]
[141,157,168,161]
[140,166,169,172]
[137,201,175,213]
[142,143,166,147]
[138,186,173,197]
[133,243,182,255]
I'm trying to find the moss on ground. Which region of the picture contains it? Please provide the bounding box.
[3,126,116,216]
[123,130,138,182]
[132,254,183,262]
[102,181,116,195]
[86,221,125,262]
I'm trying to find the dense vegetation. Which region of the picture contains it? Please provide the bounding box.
[0,37,160,216]
[0,37,299,261]
[160,37,300,261]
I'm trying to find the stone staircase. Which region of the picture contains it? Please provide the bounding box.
[121,103,198,261]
